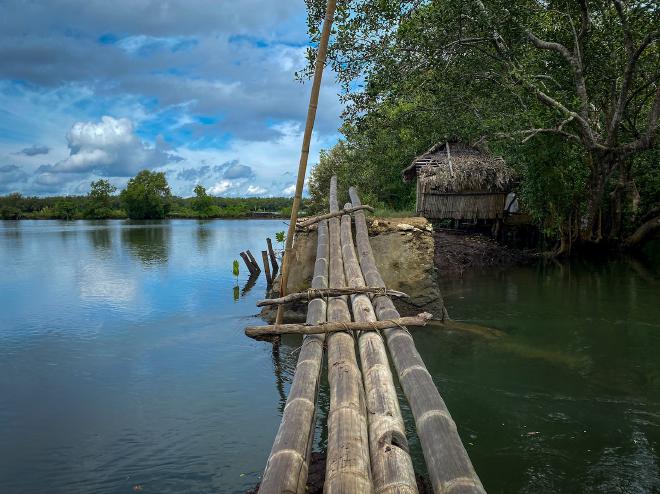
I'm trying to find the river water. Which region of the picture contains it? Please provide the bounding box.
[0,220,658,493]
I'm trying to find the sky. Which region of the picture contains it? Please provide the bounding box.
[0,1,343,197]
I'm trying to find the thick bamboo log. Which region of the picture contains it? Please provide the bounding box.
[275,0,337,324]
[245,314,431,338]
[261,250,272,285]
[240,251,257,276]
[246,250,261,273]
[256,287,409,307]
[340,205,418,494]
[297,204,375,228]
[266,238,279,274]
[349,187,486,494]
[259,220,330,493]
[325,176,373,493]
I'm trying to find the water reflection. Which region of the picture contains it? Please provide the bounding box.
[241,273,259,296]
[195,221,213,254]
[86,222,113,256]
[121,222,171,266]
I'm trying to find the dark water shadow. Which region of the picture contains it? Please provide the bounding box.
[241,273,259,296]
[195,221,213,254]
[121,222,171,266]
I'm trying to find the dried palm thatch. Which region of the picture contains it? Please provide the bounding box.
[403,141,516,220]
[418,155,516,193]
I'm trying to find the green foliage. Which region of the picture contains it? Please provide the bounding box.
[191,184,215,217]
[53,198,78,220]
[232,259,240,278]
[275,230,285,249]
[85,179,118,219]
[121,170,172,219]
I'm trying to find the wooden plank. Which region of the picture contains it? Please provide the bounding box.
[261,250,272,285]
[267,238,279,274]
[258,220,330,493]
[349,186,486,494]
[245,314,431,338]
[325,176,374,493]
[240,251,257,276]
[246,250,261,272]
[340,204,418,494]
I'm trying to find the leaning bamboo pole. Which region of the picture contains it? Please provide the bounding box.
[325,176,373,493]
[258,220,330,493]
[256,287,409,307]
[276,0,337,324]
[340,205,418,494]
[349,187,485,494]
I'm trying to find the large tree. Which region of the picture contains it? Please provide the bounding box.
[121,170,171,219]
[305,0,659,251]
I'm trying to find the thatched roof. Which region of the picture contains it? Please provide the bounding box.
[402,141,516,193]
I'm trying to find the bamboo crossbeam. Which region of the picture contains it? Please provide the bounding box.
[324,176,373,493]
[258,220,330,493]
[297,204,375,228]
[340,205,418,493]
[256,287,409,307]
[349,187,486,494]
[245,314,431,338]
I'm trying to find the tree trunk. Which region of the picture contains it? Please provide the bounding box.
[624,215,660,250]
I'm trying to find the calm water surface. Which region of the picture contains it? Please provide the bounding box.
[1,220,659,493]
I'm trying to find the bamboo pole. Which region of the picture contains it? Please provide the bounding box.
[246,250,261,273]
[267,238,279,274]
[256,287,409,307]
[245,314,431,338]
[349,187,485,494]
[261,250,272,285]
[297,205,375,228]
[325,176,373,493]
[258,220,330,493]
[340,205,418,494]
[276,0,337,325]
[240,251,257,276]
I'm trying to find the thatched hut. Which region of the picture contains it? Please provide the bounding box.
[402,141,516,221]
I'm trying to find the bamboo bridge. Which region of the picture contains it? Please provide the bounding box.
[246,176,485,494]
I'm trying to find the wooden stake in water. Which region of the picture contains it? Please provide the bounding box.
[275,0,337,324]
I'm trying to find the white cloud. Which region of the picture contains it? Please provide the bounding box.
[246,185,266,195]
[52,116,171,176]
[208,180,234,195]
[282,184,296,196]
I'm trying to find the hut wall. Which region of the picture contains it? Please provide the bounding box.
[417,191,507,220]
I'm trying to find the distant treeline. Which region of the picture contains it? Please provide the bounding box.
[0,170,296,220]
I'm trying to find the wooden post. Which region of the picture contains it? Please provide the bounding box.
[276,0,337,324]
[261,250,272,285]
[349,187,485,494]
[240,251,257,276]
[266,238,278,274]
[246,250,261,273]
[258,221,329,493]
[325,176,373,493]
[340,204,418,493]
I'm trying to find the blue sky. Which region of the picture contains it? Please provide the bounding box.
[0,1,343,197]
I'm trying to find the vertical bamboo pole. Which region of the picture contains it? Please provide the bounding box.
[325,176,373,493]
[340,204,418,494]
[348,187,485,494]
[259,221,329,493]
[276,0,338,324]
[262,250,272,285]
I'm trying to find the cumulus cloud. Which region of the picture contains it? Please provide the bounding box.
[245,185,267,196]
[0,164,29,193]
[282,184,296,196]
[19,144,50,156]
[208,180,235,195]
[222,162,254,179]
[176,165,210,181]
[53,116,170,176]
